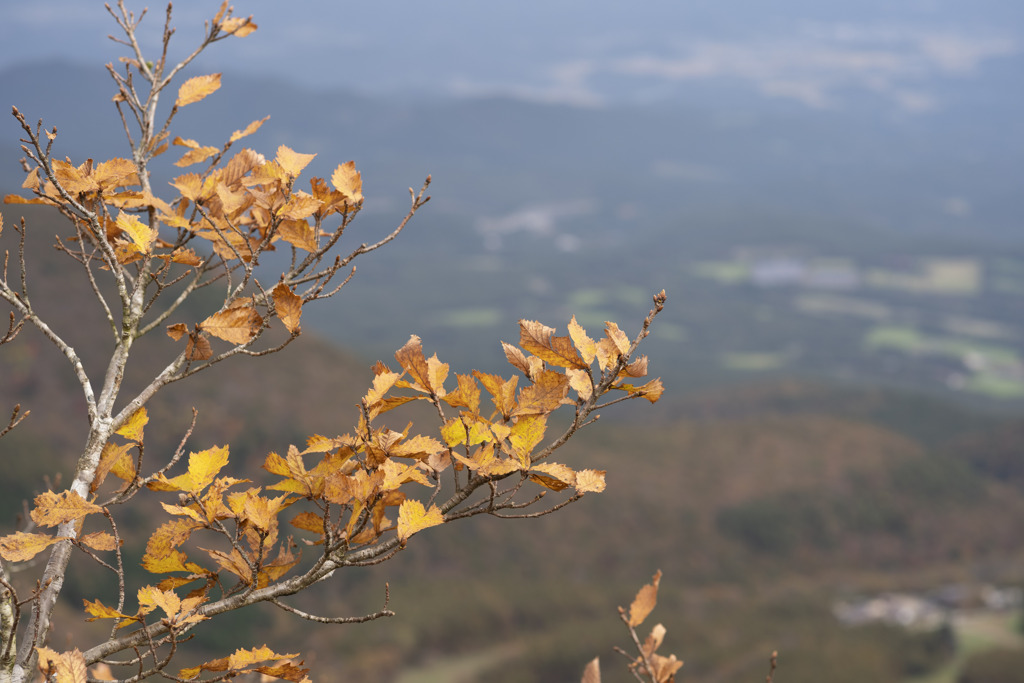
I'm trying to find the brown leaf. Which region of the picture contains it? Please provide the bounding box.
[581,657,601,683]
[176,74,222,107]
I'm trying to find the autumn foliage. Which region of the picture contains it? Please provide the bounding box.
[0,3,665,683]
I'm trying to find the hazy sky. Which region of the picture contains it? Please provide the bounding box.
[1,1,1020,111]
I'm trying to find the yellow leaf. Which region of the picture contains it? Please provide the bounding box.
[508,414,547,464]
[138,585,181,618]
[575,469,607,494]
[389,434,445,461]
[441,373,481,413]
[330,161,363,204]
[0,531,66,562]
[271,283,302,334]
[116,213,156,254]
[176,73,222,107]
[116,407,148,442]
[568,316,597,365]
[472,371,518,420]
[186,445,230,494]
[364,370,400,407]
[83,599,131,622]
[627,570,662,627]
[52,159,100,195]
[30,490,104,527]
[275,146,317,178]
[396,500,444,542]
[381,458,430,491]
[200,306,262,344]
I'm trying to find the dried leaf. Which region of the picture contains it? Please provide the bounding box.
[519,320,587,369]
[627,570,662,627]
[200,306,262,344]
[275,146,316,178]
[330,161,363,204]
[581,657,601,683]
[116,407,148,442]
[272,283,302,334]
[176,74,222,107]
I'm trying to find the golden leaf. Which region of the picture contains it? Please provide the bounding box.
[0,531,66,562]
[508,414,547,464]
[518,319,587,369]
[138,585,181,618]
[275,146,317,178]
[381,458,431,491]
[472,371,518,420]
[83,599,131,622]
[200,306,262,344]
[52,159,100,196]
[30,490,104,527]
[330,161,363,204]
[441,373,481,413]
[176,73,222,107]
[396,500,444,542]
[170,172,205,202]
[272,283,302,334]
[116,407,148,442]
[568,316,597,365]
[627,570,662,627]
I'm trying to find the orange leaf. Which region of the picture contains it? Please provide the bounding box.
[174,146,219,167]
[30,490,104,527]
[395,335,434,393]
[627,570,662,627]
[271,283,302,334]
[35,648,88,683]
[396,500,444,542]
[176,73,222,107]
[0,531,66,561]
[83,598,132,622]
